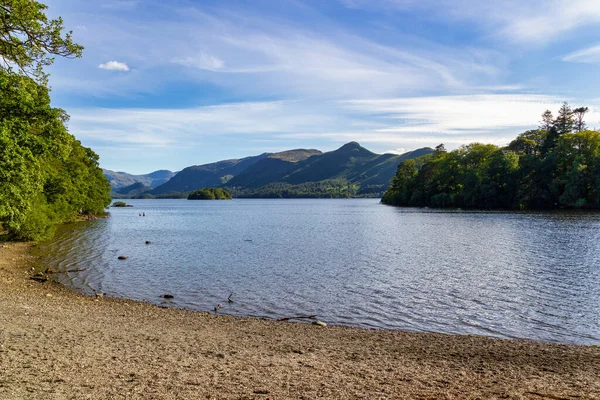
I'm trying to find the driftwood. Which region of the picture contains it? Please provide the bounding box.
[276,315,317,322]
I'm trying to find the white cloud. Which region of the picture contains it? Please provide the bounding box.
[562,44,600,64]
[98,61,130,71]
[383,148,407,155]
[66,101,360,148]
[67,95,600,155]
[343,95,567,135]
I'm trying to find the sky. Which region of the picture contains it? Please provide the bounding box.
[43,0,600,174]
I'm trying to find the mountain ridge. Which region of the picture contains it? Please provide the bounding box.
[103,169,177,190]
[108,143,433,198]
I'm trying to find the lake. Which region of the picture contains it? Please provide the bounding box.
[36,198,600,345]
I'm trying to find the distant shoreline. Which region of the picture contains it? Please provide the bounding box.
[1,241,599,399]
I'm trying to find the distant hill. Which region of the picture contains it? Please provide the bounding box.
[150,154,269,195]
[113,182,152,197]
[151,149,321,195]
[103,169,177,190]
[227,143,433,195]
[108,143,433,198]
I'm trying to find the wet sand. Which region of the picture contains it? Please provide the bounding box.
[1,241,599,399]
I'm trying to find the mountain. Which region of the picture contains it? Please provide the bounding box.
[103,169,177,190]
[108,143,433,198]
[151,149,321,195]
[227,142,433,192]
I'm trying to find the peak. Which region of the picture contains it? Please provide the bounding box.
[335,142,374,155]
[340,141,362,149]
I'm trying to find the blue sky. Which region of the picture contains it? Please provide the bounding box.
[44,0,600,174]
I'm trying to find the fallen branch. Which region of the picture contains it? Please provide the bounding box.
[277,315,317,322]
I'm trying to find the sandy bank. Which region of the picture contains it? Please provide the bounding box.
[1,241,599,399]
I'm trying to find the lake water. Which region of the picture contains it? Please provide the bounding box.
[36,199,600,345]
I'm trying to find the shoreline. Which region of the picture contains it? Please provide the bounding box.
[1,242,599,399]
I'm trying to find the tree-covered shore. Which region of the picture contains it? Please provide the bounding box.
[0,0,111,240]
[383,104,600,210]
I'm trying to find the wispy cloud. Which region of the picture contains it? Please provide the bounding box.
[67,95,600,162]
[98,61,130,71]
[43,0,600,172]
[343,94,570,134]
[562,44,600,64]
[339,0,600,44]
[172,53,225,71]
[48,1,504,100]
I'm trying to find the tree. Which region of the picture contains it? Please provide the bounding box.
[0,0,83,84]
[554,102,574,135]
[573,106,589,132]
[0,70,110,239]
[382,159,417,206]
[0,1,109,240]
[434,143,446,155]
[539,110,554,131]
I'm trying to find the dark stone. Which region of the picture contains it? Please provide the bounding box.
[161,294,174,299]
[118,256,128,260]
[145,241,151,244]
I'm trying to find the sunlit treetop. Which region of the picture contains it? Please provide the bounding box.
[0,0,83,84]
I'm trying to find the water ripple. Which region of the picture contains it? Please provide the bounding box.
[33,199,600,345]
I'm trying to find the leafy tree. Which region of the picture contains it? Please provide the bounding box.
[0,70,110,239]
[382,159,417,205]
[0,0,109,240]
[0,0,83,84]
[382,104,600,210]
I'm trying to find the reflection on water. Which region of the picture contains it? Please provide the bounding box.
[35,199,600,345]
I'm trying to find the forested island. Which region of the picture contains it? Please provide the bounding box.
[0,1,111,240]
[188,188,232,200]
[382,104,600,209]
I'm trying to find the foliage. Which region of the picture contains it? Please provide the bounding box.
[0,70,111,239]
[0,0,83,84]
[188,188,232,200]
[382,104,600,210]
[0,1,110,240]
[111,201,129,207]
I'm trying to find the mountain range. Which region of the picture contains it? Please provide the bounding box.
[103,169,177,190]
[107,142,433,198]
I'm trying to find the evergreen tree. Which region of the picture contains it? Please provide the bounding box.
[573,106,589,132]
[554,102,574,135]
[539,110,554,131]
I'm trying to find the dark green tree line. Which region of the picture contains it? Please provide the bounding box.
[382,103,600,210]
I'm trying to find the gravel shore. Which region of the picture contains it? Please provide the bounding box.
[1,241,599,399]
